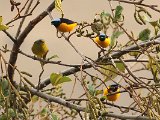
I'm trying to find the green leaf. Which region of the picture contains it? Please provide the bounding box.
[100,11,111,18]
[0,16,9,31]
[50,73,62,86]
[141,14,150,22]
[116,62,125,72]
[111,30,124,46]
[56,76,72,85]
[149,20,160,36]
[0,114,7,120]
[0,78,9,97]
[40,108,48,117]
[1,78,9,90]
[50,73,71,86]
[150,20,159,27]
[114,5,123,21]
[95,90,103,96]
[47,55,59,61]
[138,28,151,41]
[8,108,16,118]
[147,57,160,83]
[31,95,39,103]
[100,96,107,101]
[128,51,140,57]
[88,84,95,96]
[51,113,60,120]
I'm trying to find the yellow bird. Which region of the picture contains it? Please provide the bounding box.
[94,33,111,48]
[103,84,120,102]
[31,39,49,59]
[51,18,77,32]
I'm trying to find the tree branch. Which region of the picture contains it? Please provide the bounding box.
[38,37,160,89]
[102,111,155,120]
[21,86,153,120]
[7,1,60,84]
[111,0,160,13]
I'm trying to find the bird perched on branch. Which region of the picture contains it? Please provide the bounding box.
[103,84,120,102]
[51,18,77,32]
[94,33,111,48]
[31,39,49,61]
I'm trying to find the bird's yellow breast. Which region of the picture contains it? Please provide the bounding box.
[94,37,111,48]
[103,87,120,101]
[32,43,48,58]
[57,23,77,32]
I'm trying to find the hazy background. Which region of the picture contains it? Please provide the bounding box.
[0,0,160,119]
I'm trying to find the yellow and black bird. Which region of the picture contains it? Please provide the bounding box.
[103,84,120,102]
[31,39,49,59]
[51,18,77,32]
[94,33,111,48]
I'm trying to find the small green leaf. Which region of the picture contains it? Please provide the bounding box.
[149,20,160,36]
[147,57,160,83]
[129,51,140,57]
[88,84,95,96]
[31,95,39,103]
[51,113,60,120]
[116,63,125,72]
[0,78,9,97]
[50,73,62,86]
[0,114,7,120]
[0,16,9,31]
[1,78,9,90]
[95,90,103,96]
[100,11,111,25]
[40,108,48,117]
[111,30,123,46]
[8,108,16,118]
[100,96,107,101]
[149,20,159,27]
[50,73,71,86]
[114,5,123,21]
[138,28,151,41]
[56,76,71,85]
[141,14,150,22]
[100,11,111,18]
[48,55,59,61]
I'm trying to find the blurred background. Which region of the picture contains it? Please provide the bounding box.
[0,0,160,118]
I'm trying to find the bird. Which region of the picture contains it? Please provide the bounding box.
[31,39,49,60]
[103,84,120,102]
[94,33,111,48]
[51,18,77,32]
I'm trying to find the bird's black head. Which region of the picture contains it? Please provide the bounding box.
[34,39,45,44]
[109,84,119,92]
[99,33,107,41]
[51,18,61,27]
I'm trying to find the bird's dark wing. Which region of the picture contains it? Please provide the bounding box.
[60,18,76,24]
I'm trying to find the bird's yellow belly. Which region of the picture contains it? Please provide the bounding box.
[57,23,77,32]
[94,37,110,48]
[107,93,120,101]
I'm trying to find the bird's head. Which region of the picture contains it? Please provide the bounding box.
[108,84,119,92]
[99,33,108,41]
[51,18,61,27]
[35,39,45,45]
